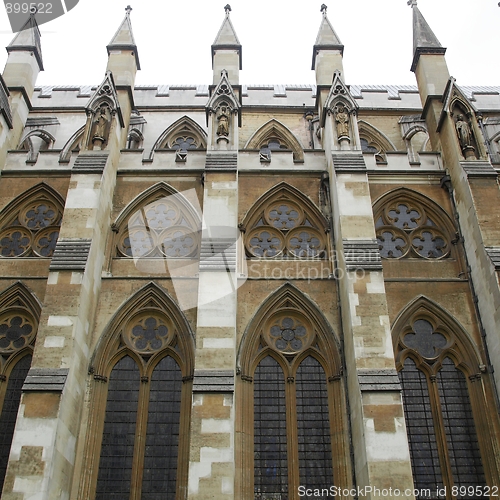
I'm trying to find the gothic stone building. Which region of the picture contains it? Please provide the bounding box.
[0,4,499,500]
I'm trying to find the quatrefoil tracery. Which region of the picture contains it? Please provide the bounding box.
[0,200,62,258]
[245,200,325,259]
[122,313,173,355]
[0,311,36,353]
[117,198,200,259]
[376,201,450,260]
[402,319,448,360]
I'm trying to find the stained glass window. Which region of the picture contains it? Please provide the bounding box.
[95,356,139,499]
[296,357,333,490]
[254,356,288,498]
[142,356,182,499]
[398,319,487,498]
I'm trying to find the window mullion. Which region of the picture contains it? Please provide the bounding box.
[129,373,150,500]
[427,371,455,499]
[286,373,300,500]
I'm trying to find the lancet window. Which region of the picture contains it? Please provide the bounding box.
[238,286,352,499]
[241,184,328,260]
[374,190,454,260]
[0,185,64,258]
[82,285,194,500]
[394,299,499,498]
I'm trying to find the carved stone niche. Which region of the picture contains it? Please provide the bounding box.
[451,102,479,160]
[215,100,232,149]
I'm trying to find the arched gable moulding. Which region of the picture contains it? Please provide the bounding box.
[78,283,195,500]
[147,115,208,161]
[392,296,500,495]
[236,284,352,500]
[245,119,305,163]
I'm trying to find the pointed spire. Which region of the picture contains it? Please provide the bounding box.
[212,4,242,70]
[107,5,140,70]
[312,4,343,70]
[410,1,446,72]
[6,13,43,71]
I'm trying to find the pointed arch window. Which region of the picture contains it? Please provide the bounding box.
[240,184,329,260]
[394,300,499,498]
[150,116,207,158]
[0,284,40,492]
[238,286,352,498]
[373,190,455,260]
[82,286,194,500]
[0,185,64,258]
[245,119,305,163]
[113,184,201,261]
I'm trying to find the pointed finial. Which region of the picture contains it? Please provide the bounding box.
[125,5,132,15]
[224,4,231,15]
[407,0,417,7]
[321,4,327,15]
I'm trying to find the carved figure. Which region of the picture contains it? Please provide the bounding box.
[335,104,350,139]
[217,106,230,137]
[455,114,472,150]
[93,105,110,141]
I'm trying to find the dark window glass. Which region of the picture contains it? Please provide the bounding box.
[296,356,333,491]
[437,358,485,498]
[95,356,139,500]
[399,357,444,496]
[254,356,288,499]
[142,356,182,499]
[0,355,31,491]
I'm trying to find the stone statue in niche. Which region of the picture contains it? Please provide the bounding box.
[91,104,111,150]
[335,103,350,139]
[455,114,472,149]
[455,113,476,159]
[216,105,230,137]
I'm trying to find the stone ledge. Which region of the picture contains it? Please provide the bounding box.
[22,368,69,392]
[332,153,367,173]
[193,370,234,392]
[205,152,237,171]
[358,369,401,392]
[50,238,92,271]
[486,247,500,271]
[461,161,497,178]
[343,239,382,271]
[72,153,109,174]
[199,239,236,271]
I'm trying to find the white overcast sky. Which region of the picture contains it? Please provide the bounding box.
[0,0,498,87]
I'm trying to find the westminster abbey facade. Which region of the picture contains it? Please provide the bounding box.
[0,3,499,499]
